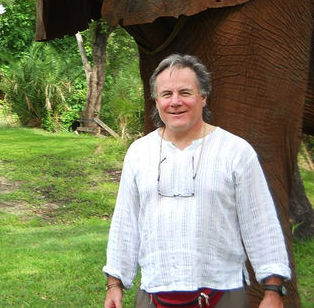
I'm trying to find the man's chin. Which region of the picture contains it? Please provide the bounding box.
[165,123,190,133]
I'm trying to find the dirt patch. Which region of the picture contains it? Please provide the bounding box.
[0,199,61,222]
[0,168,121,221]
[0,175,61,221]
[0,200,30,215]
[0,176,21,193]
[30,202,61,220]
[106,169,121,182]
[0,176,27,216]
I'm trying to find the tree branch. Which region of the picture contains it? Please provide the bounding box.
[75,32,92,78]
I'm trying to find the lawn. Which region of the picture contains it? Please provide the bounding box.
[0,127,125,223]
[0,127,313,307]
[0,218,110,307]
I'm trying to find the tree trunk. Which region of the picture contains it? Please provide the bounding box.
[75,20,114,133]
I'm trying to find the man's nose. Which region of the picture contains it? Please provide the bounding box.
[169,93,182,106]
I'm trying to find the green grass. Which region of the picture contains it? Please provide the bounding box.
[0,216,312,308]
[0,127,126,223]
[293,239,314,307]
[0,216,140,307]
[0,127,313,307]
[0,218,109,307]
[300,169,314,205]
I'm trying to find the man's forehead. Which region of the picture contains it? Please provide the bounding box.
[156,67,197,86]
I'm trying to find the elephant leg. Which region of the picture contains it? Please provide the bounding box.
[289,12,314,239]
[302,6,314,135]
[137,0,312,307]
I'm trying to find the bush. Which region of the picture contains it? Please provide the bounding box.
[102,27,144,137]
[0,42,85,131]
[102,60,144,137]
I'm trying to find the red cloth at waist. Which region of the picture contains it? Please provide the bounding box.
[151,288,224,308]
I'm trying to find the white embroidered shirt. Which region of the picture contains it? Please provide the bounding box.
[103,127,291,292]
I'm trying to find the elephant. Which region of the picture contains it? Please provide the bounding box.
[36,0,314,307]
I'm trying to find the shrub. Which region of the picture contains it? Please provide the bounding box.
[0,42,84,131]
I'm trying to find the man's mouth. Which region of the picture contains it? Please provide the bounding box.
[169,111,186,115]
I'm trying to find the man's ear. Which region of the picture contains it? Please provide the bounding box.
[202,96,207,107]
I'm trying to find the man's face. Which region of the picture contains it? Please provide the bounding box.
[155,67,206,134]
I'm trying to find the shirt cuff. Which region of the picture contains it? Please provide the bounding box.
[256,263,291,284]
[102,265,133,289]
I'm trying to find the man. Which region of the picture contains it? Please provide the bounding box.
[103,54,291,308]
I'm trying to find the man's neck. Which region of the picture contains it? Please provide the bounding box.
[162,123,215,150]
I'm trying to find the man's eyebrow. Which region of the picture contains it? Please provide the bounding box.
[159,90,172,94]
[179,88,193,92]
[158,88,194,95]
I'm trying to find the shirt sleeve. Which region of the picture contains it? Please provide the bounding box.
[234,152,291,283]
[102,146,140,289]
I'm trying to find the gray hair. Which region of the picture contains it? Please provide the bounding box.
[149,54,212,127]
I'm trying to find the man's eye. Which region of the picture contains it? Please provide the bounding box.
[180,91,192,97]
[161,92,172,98]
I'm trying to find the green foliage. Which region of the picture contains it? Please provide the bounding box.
[59,78,87,128]
[50,36,83,62]
[0,0,36,64]
[75,24,144,137]
[0,1,87,131]
[1,0,144,136]
[102,27,144,137]
[0,43,85,131]
[302,134,314,161]
[102,60,144,137]
[106,27,139,77]
[0,1,144,136]
[86,19,114,43]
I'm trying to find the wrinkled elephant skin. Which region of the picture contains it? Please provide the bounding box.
[101,0,251,25]
[304,31,314,135]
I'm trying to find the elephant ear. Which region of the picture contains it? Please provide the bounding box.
[36,0,103,41]
[36,0,251,40]
[101,0,251,26]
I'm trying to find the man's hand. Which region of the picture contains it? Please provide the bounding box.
[259,291,284,308]
[259,275,284,308]
[104,276,123,308]
[104,287,123,308]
